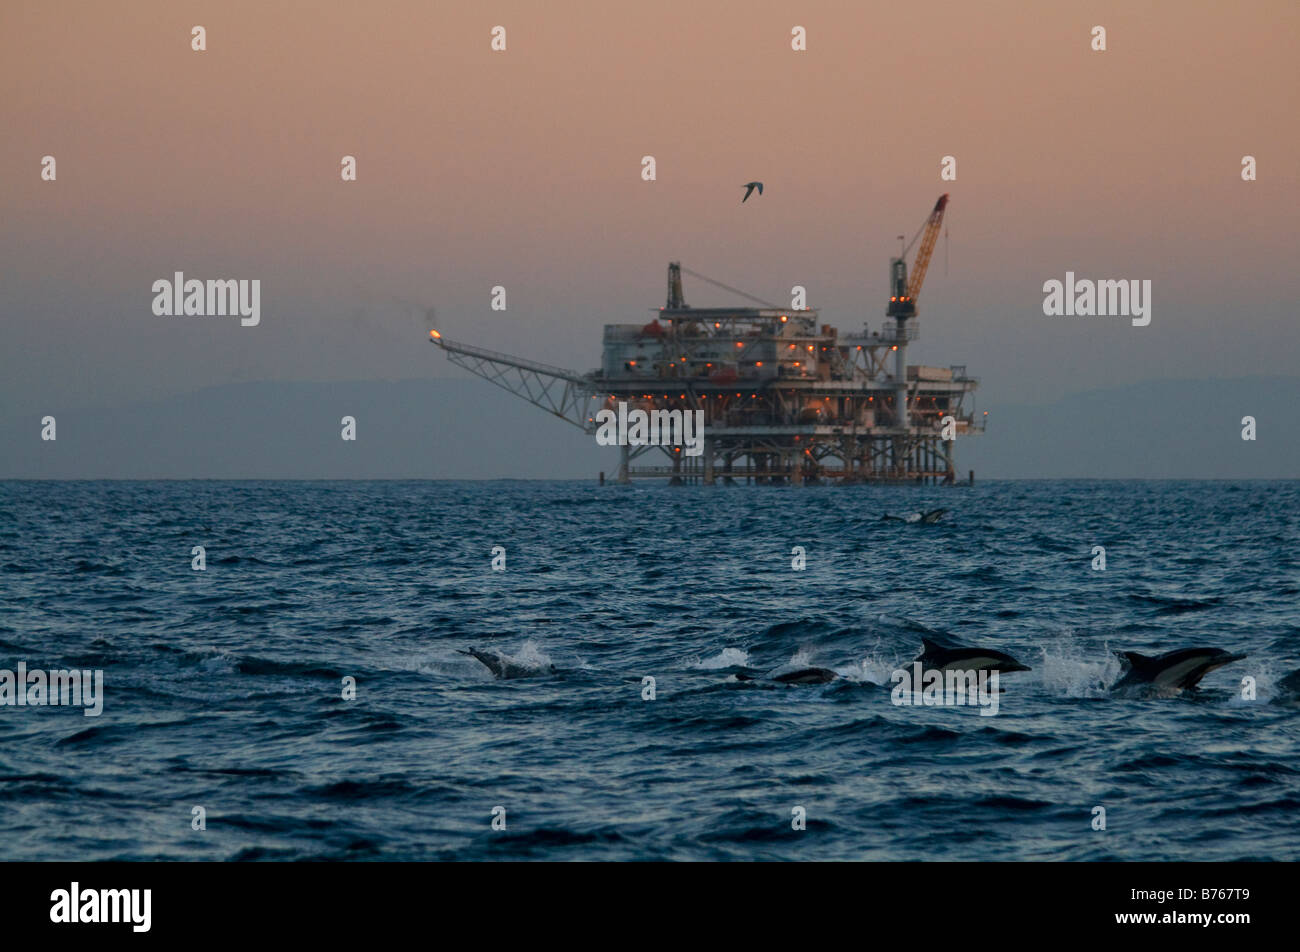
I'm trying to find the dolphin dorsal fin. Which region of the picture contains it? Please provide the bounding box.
[1119,651,1156,672]
[921,637,944,654]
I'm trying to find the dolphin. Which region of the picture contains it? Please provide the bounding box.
[1110,647,1246,697]
[1272,668,1300,704]
[914,637,1031,674]
[734,666,838,685]
[458,648,555,679]
[882,508,947,524]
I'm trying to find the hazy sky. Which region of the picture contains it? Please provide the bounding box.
[3,1,1298,427]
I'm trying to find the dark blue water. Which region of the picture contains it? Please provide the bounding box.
[1,480,1298,860]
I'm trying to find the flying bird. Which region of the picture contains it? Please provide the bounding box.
[741,181,764,202]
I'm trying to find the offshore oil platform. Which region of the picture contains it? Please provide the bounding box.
[429,194,984,485]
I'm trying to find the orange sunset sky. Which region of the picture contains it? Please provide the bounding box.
[2,1,1297,427]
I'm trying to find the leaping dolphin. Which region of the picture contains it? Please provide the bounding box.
[736,666,838,685]
[1110,647,1246,697]
[914,637,1031,674]
[458,647,556,679]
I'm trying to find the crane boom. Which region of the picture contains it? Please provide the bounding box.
[907,193,948,301]
[887,193,949,319]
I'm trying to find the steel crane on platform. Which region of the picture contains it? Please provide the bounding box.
[888,193,949,319]
[885,193,949,440]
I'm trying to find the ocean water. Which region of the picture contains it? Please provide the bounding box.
[1,479,1297,861]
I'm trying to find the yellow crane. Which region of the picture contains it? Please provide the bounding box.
[887,193,949,319]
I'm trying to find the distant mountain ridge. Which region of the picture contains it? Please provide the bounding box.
[2,376,1295,480]
[962,376,1298,479]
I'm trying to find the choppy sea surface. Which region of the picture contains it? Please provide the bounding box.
[1,479,1298,861]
